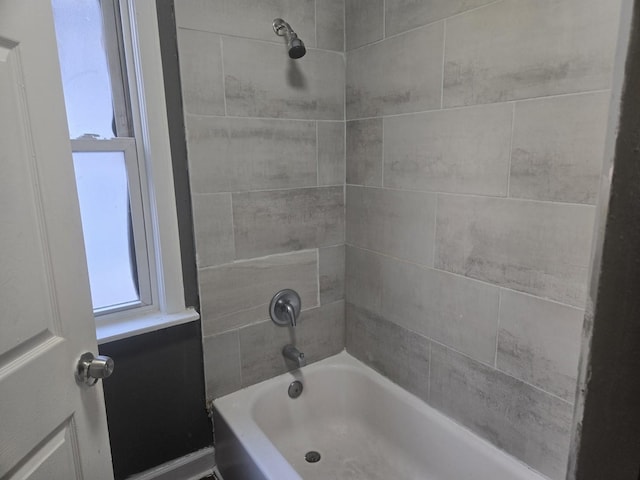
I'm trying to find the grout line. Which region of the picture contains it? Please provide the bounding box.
[194,183,345,196]
[219,36,228,116]
[316,122,320,186]
[205,298,329,340]
[178,27,344,55]
[497,367,575,406]
[342,0,348,52]
[346,243,444,270]
[343,0,347,52]
[343,119,347,186]
[495,285,585,310]
[380,118,385,186]
[199,242,347,273]
[382,0,386,38]
[316,248,321,306]
[199,248,319,271]
[184,87,611,124]
[429,337,574,406]
[515,88,612,104]
[440,20,446,109]
[494,289,502,368]
[431,194,439,266]
[343,183,597,209]
[185,112,340,123]
[434,187,598,207]
[427,341,432,402]
[343,0,347,119]
[348,305,503,394]
[228,192,237,260]
[345,243,587,310]
[348,0,504,54]
[444,0,503,22]
[236,329,243,387]
[506,102,516,197]
[343,88,612,122]
[347,19,439,53]
[314,0,318,47]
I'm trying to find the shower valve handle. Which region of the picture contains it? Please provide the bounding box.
[270,289,302,327]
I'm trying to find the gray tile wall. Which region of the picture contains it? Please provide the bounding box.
[344,0,620,478]
[174,1,620,478]
[175,0,346,400]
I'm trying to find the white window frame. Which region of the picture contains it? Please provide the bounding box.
[91,0,199,343]
[71,137,153,315]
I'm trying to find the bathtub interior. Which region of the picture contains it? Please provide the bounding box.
[214,352,548,480]
[251,366,433,479]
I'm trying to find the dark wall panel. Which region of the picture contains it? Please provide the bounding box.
[99,322,212,480]
[569,1,640,478]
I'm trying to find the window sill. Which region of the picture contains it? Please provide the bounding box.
[96,307,200,344]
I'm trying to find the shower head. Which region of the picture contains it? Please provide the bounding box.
[273,18,306,59]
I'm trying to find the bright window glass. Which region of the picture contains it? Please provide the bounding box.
[73,151,139,310]
[52,0,116,139]
[53,0,145,314]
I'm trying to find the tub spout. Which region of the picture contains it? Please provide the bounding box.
[283,344,306,368]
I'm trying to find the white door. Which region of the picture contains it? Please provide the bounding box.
[0,1,114,479]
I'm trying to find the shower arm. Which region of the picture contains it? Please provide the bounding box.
[273,18,294,38]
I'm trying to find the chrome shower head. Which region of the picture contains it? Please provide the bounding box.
[273,18,306,59]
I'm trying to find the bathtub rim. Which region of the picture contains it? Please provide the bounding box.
[213,350,550,480]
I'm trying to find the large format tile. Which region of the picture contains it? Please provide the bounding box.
[346,247,500,364]
[176,29,225,116]
[381,255,500,364]
[346,186,436,265]
[385,0,496,36]
[430,344,574,480]
[346,303,430,402]
[192,193,235,268]
[175,0,316,46]
[318,121,345,186]
[345,0,384,50]
[383,104,512,195]
[186,116,316,194]
[233,186,344,258]
[345,245,383,313]
[346,22,444,119]
[435,195,595,306]
[239,300,345,387]
[316,0,345,51]
[203,330,242,400]
[320,245,345,305]
[346,119,383,186]
[377,255,430,336]
[510,92,610,204]
[223,37,344,120]
[200,250,318,336]
[498,290,584,402]
[443,0,621,107]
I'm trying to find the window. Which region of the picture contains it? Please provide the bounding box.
[52,0,198,342]
[53,0,150,315]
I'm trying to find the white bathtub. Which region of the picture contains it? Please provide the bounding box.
[213,351,548,480]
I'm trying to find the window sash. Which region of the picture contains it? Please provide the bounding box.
[100,0,132,137]
[71,137,152,315]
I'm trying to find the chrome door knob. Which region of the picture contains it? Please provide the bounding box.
[76,352,114,386]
